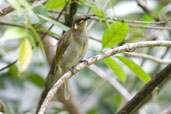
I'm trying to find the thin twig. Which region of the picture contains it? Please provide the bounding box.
[89,36,101,43]
[128,24,171,30]
[0,22,23,27]
[135,0,159,21]
[0,60,17,71]
[0,6,14,16]
[37,41,171,114]
[87,16,171,30]
[124,52,171,64]
[0,22,60,41]
[89,15,170,25]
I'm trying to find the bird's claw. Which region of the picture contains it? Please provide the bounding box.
[80,59,88,64]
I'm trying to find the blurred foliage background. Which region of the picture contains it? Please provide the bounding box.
[0,0,171,114]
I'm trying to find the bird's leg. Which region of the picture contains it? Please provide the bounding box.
[66,66,75,73]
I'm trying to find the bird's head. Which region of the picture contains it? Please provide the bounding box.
[72,15,90,31]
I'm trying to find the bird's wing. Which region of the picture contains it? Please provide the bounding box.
[54,29,73,66]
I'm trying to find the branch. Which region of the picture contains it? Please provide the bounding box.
[88,16,171,30]
[89,15,170,25]
[0,60,17,72]
[116,63,171,114]
[128,24,171,30]
[135,0,159,21]
[0,6,14,16]
[124,52,171,64]
[37,41,171,114]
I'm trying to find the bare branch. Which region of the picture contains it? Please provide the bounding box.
[0,60,17,72]
[116,63,171,114]
[135,0,159,21]
[125,52,171,64]
[88,16,171,30]
[0,6,14,16]
[89,36,101,43]
[89,15,170,25]
[37,41,171,114]
[128,24,171,30]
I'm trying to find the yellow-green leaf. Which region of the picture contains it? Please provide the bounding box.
[45,0,68,10]
[104,57,126,83]
[0,27,28,43]
[18,38,32,75]
[116,56,151,83]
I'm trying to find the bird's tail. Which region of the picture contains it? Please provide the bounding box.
[36,65,70,113]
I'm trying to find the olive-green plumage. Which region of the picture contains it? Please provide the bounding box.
[36,15,89,113]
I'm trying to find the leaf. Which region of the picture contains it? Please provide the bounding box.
[28,12,41,24]
[104,57,126,83]
[116,56,151,83]
[0,27,28,43]
[45,0,68,10]
[24,73,44,87]
[38,15,70,31]
[92,7,104,17]
[102,21,129,48]
[18,38,32,75]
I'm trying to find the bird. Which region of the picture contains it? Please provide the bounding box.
[36,15,90,113]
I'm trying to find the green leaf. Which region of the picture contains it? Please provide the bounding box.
[45,0,68,10]
[18,38,32,75]
[38,15,70,31]
[92,7,104,17]
[0,27,28,43]
[116,56,151,83]
[102,21,129,48]
[28,12,41,24]
[24,73,44,87]
[8,64,18,76]
[104,57,126,83]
